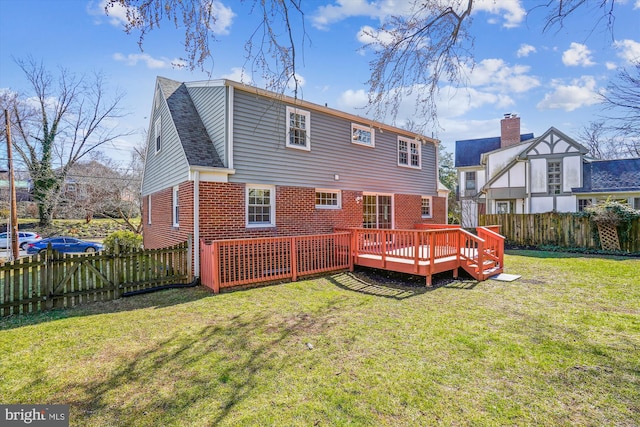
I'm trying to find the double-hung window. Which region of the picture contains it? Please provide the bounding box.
[548,160,561,194]
[578,198,592,212]
[398,137,421,168]
[286,106,310,150]
[246,185,276,227]
[421,196,432,218]
[465,171,477,191]
[172,186,179,227]
[351,123,374,147]
[316,190,341,209]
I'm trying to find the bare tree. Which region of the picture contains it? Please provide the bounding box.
[2,58,131,226]
[577,121,623,160]
[105,0,621,127]
[599,63,640,157]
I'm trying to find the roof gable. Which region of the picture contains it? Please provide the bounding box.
[157,77,225,169]
[455,133,534,167]
[518,127,588,159]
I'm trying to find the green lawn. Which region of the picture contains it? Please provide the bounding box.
[1,251,638,426]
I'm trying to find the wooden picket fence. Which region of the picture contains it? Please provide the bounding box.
[480,213,640,253]
[0,241,191,317]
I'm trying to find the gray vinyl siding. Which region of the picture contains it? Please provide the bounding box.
[141,92,190,196]
[230,90,437,195]
[187,85,228,167]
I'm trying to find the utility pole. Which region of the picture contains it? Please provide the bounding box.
[5,109,19,261]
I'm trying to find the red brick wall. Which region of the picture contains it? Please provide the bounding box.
[143,182,447,249]
[142,183,194,249]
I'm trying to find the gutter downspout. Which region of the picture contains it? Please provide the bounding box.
[193,170,200,277]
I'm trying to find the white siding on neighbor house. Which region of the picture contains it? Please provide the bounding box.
[511,162,526,187]
[187,85,228,167]
[563,155,582,193]
[141,91,190,196]
[531,197,554,213]
[486,143,530,180]
[515,198,525,214]
[229,90,438,194]
[530,158,547,193]
[493,174,509,187]
[556,196,576,212]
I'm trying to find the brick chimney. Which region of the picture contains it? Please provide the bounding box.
[500,113,521,148]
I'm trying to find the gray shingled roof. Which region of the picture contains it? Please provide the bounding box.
[157,77,225,169]
[573,158,640,193]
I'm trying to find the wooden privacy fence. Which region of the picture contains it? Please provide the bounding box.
[480,213,640,253]
[200,233,352,293]
[0,241,191,317]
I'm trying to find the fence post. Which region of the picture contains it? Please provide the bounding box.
[113,240,121,300]
[45,245,54,310]
[187,234,193,281]
[291,237,298,282]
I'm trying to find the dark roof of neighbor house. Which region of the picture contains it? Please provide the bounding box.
[157,77,225,169]
[454,133,535,167]
[573,158,640,193]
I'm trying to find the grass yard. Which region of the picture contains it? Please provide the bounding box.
[1,250,638,426]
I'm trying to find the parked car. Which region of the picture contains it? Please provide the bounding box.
[26,237,104,255]
[0,231,42,250]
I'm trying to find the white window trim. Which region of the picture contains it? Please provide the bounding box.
[351,123,375,147]
[246,184,276,228]
[421,196,432,218]
[285,106,311,151]
[315,189,342,209]
[154,118,162,154]
[172,186,179,227]
[147,195,152,225]
[397,137,421,169]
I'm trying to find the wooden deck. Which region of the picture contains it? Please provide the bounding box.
[345,226,504,286]
[200,226,505,292]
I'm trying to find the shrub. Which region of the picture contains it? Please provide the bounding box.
[103,230,143,253]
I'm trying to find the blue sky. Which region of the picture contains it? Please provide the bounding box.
[1,0,639,165]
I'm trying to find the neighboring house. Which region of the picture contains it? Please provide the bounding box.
[454,114,640,227]
[141,77,446,272]
[0,179,32,202]
[572,158,640,211]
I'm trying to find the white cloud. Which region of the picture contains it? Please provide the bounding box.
[337,88,369,110]
[88,0,137,27]
[463,59,540,93]
[562,42,595,67]
[205,1,235,35]
[221,67,251,83]
[516,44,536,57]
[613,39,640,63]
[472,0,526,28]
[605,62,617,70]
[356,25,395,48]
[636,0,640,9]
[312,0,411,30]
[112,53,185,69]
[536,76,600,111]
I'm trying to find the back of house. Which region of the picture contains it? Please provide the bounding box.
[141,77,446,259]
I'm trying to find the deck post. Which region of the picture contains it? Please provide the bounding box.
[290,237,298,282]
[348,231,354,272]
[413,230,419,274]
[381,229,386,268]
[212,241,220,294]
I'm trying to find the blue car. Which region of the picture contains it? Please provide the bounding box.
[26,237,104,255]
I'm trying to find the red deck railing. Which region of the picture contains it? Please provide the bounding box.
[200,232,351,293]
[200,227,504,293]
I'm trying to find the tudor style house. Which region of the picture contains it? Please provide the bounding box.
[141,77,446,271]
[455,114,640,227]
